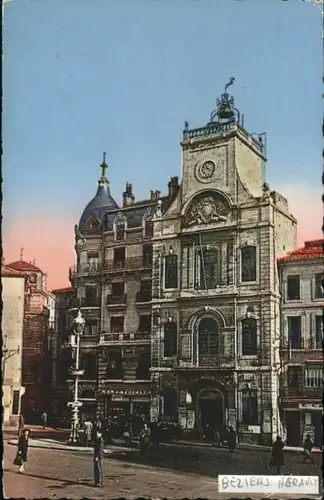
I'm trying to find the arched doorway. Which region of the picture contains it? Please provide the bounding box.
[198,389,224,432]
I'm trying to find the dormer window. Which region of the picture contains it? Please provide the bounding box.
[114,213,127,241]
[143,208,154,238]
[116,221,125,241]
[144,219,153,238]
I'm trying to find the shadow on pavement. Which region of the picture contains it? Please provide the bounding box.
[4,468,121,490]
[105,445,321,480]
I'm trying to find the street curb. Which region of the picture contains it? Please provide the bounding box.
[7,439,137,455]
[164,440,322,454]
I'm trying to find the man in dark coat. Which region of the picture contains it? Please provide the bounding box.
[227,426,237,452]
[93,430,104,487]
[271,436,285,474]
[16,428,30,473]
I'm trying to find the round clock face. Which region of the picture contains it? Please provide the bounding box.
[85,216,101,234]
[200,161,216,179]
[29,273,37,283]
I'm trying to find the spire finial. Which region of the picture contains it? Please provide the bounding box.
[20,246,24,261]
[99,152,108,178]
[224,76,235,93]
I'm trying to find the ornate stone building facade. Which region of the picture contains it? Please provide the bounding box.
[277,239,323,447]
[69,81,298,443]
[149,80,297,444]
[69,157,177,423]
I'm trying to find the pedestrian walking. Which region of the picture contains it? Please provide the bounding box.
[14,428,30,473]
[41,411,47,429]
[139,423,151,455]
[302,434,314,464]
[83,419,93,447]
[17,414,25,439]
[93,430,104,487]
[227,426,236,453]
[270,436,285,474]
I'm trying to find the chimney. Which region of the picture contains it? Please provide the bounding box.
[150,190,161,200]
[168,177,179,199]
[123,182,135,208]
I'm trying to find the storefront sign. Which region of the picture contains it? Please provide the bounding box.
[298,404,322,410]
[112,395,128,401]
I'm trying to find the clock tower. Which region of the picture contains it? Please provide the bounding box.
[181,77,266,210]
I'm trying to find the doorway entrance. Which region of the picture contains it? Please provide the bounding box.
[286,411,301,446]
[198,389,224,433]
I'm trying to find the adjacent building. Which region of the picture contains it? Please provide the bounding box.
[7,257,53,422]
[68,81,298,443]
[2,264,26,425]
[277,239,323,447]
[49,286,74,425]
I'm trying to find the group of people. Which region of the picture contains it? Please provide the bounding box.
[12,411,317,483]
[202,424,237,452]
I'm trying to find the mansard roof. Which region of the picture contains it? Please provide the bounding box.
[278,239,323,264]
[104,196,171,231]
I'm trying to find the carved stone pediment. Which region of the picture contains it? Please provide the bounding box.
[184,191,230,228]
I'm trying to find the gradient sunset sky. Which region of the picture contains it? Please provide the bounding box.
[3,0,322,290]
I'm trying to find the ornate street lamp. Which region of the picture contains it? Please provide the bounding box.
[67,310,85,444]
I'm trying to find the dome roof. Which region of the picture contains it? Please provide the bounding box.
[79,181,119,232]
[78,155,119,233]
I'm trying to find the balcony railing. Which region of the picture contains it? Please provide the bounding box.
[99,332,150,343]
[136,291,152,303]
[70,296,101,308]
[282,387,322,399]
[103,256,153,273]
[106,294,127,306]
[69,263,102,279]
[197,354,235,368]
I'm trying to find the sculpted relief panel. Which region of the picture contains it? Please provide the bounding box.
[183,191,230,228]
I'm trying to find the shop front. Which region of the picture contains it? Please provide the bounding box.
[282,402,322,447]
[299,403,322,447]
[99,388,151,421]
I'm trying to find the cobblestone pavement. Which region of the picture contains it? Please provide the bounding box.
[4,436,321,499]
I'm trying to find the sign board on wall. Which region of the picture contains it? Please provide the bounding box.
[228,409,236,429]
[299,404,322,410]
[248,425,261,434]
[187,410,195,429]
[179,407,187,429]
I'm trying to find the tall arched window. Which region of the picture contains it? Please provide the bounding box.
[164,322,177,358]
[242,389,258,424]
[198,249,220,289]
[165,255,178,289]
[241,318,257,356]
[163,387,178,420]
[241,246,257,282]
[198,318,219,356]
